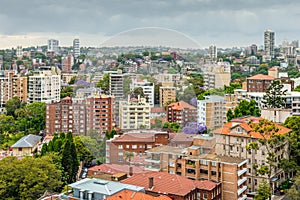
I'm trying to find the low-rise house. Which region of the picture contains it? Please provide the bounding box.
[68,178,144,200]
[11,134,42,157]
[122,171,221,200]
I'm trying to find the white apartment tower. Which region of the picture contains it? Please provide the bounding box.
[264,30,275,58]
[48,39,59,53]
[16,46,23,58]
[73,39,80,58]
[130,79,154,107]
[28,71,61,103]
[209,45,217,62]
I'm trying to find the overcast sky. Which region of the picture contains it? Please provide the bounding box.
[0,0,299,49]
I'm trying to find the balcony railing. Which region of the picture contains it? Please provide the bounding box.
[238,195,247,200]
[238,168,247,177]
[237,186,247,196]
[238,177,247,186]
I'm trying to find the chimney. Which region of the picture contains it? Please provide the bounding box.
[129,166,133,176]
[148,177,154,189]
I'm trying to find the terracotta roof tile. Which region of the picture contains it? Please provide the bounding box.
[121,171,217,196]
[168,101,196,111]
[105,190,172,200]
[112,133,155,142]
[88,164,146,175]
[151,107,166,113]
[212,117,291,139]
[247,74,275,80]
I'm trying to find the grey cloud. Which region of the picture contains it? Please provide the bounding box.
[0,0,299,47]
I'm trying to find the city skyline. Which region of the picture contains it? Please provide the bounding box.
[0,0,300,49]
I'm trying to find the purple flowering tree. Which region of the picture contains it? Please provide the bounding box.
[182,122,207,134]
[190,97,197,107]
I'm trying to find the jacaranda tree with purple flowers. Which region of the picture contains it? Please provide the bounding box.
[182,122,206,134]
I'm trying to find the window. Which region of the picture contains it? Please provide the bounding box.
[211,161,216,167]
[132,145,137,149]
[254,179,257,185]
[204,193,208,200]
[118,145,123,149]
[200,160,208,165]
[118,158,123,163]
[18,148,22,151]
[126,145,130,149]
[200,169,208,174]
[118,152,123,156]
[230,145,233,151]
[211,171,217,176]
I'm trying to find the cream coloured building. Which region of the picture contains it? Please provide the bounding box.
[119,96,150,129]
[159,82,176,107]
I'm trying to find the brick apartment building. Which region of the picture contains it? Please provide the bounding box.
[0,71,27,113]
[105,130,169,164]
[144,135,248,200]
[166,101,197,126]
[159,82,176,107]
[46,95,115,135]
[122,171,222,200]
[246,74,274,92]
[212,116,291,194]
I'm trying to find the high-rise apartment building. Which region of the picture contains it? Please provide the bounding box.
[28,71,61,103]
[213,117,291,194]
[0,71,27,113]
[208,45,217,62]
[264,30,275,58]
[16,46,23,58]
[130,79,154,107]
[197,95,227,130]
[159,82,176,107]
[250,44,257,55]
[73,38,80,58]
[203,62,231,90]
[107,70,124,100]
[246,74,274,92]
[166,101,197,126]
[119,96,150,130]
[46,95,115,135]
[61,52,74,73]
[47,39,59,53]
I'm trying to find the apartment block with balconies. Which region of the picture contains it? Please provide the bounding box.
[167,101,197,126]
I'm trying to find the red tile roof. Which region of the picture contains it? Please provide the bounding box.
[247,74,275,80]
[112,133,156,142]
[121,171,217,196]
[212,117,291,139]
[193,179,219,191]
[88,164,146,175]
[105,190,172,200]
[151,107,166,113]
[168,101,196,111]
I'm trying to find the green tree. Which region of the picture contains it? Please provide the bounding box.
[262,80,287,108]
[254,180,271,200]
[227,100,260,120]
[151,118,163,129]
[124,151,134,162]
[60,86,73,98]
[247,119,287,199]
[286,175,300,200]
[5,96,26,117]
[61,139,79,183]
[0,155,63,199]
[163,122,181,132]
[96,74,110,93]
[123,76,132,97]
[226,108,234,122]
[130,87,146,99]
[78,135,101,159]
[74,136,94,162]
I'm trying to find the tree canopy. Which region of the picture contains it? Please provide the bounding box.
[96,74,110,93]
[262,80,287,108]
[0,155,63,199]
[227,100,260,121]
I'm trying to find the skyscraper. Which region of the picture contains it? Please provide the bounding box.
[73,38,80,58]
[264,30,275,58]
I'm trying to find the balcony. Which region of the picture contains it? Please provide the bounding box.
[238,195,247,200]
[238,177,247,186]
[238,186,247,196]
[145,165,160,171]
[145,156,160,164]
[238,168,247,177]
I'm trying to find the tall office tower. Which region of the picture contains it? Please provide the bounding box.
[16,46,23,58]
[264,30,275,58]
[291,40,299,48]
[47,39,59,53]
[208,45,217,62]
[73,39,80,58]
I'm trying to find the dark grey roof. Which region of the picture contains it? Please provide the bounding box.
[11,134,42,148]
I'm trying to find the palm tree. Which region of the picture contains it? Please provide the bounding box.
[124,151,134,163]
